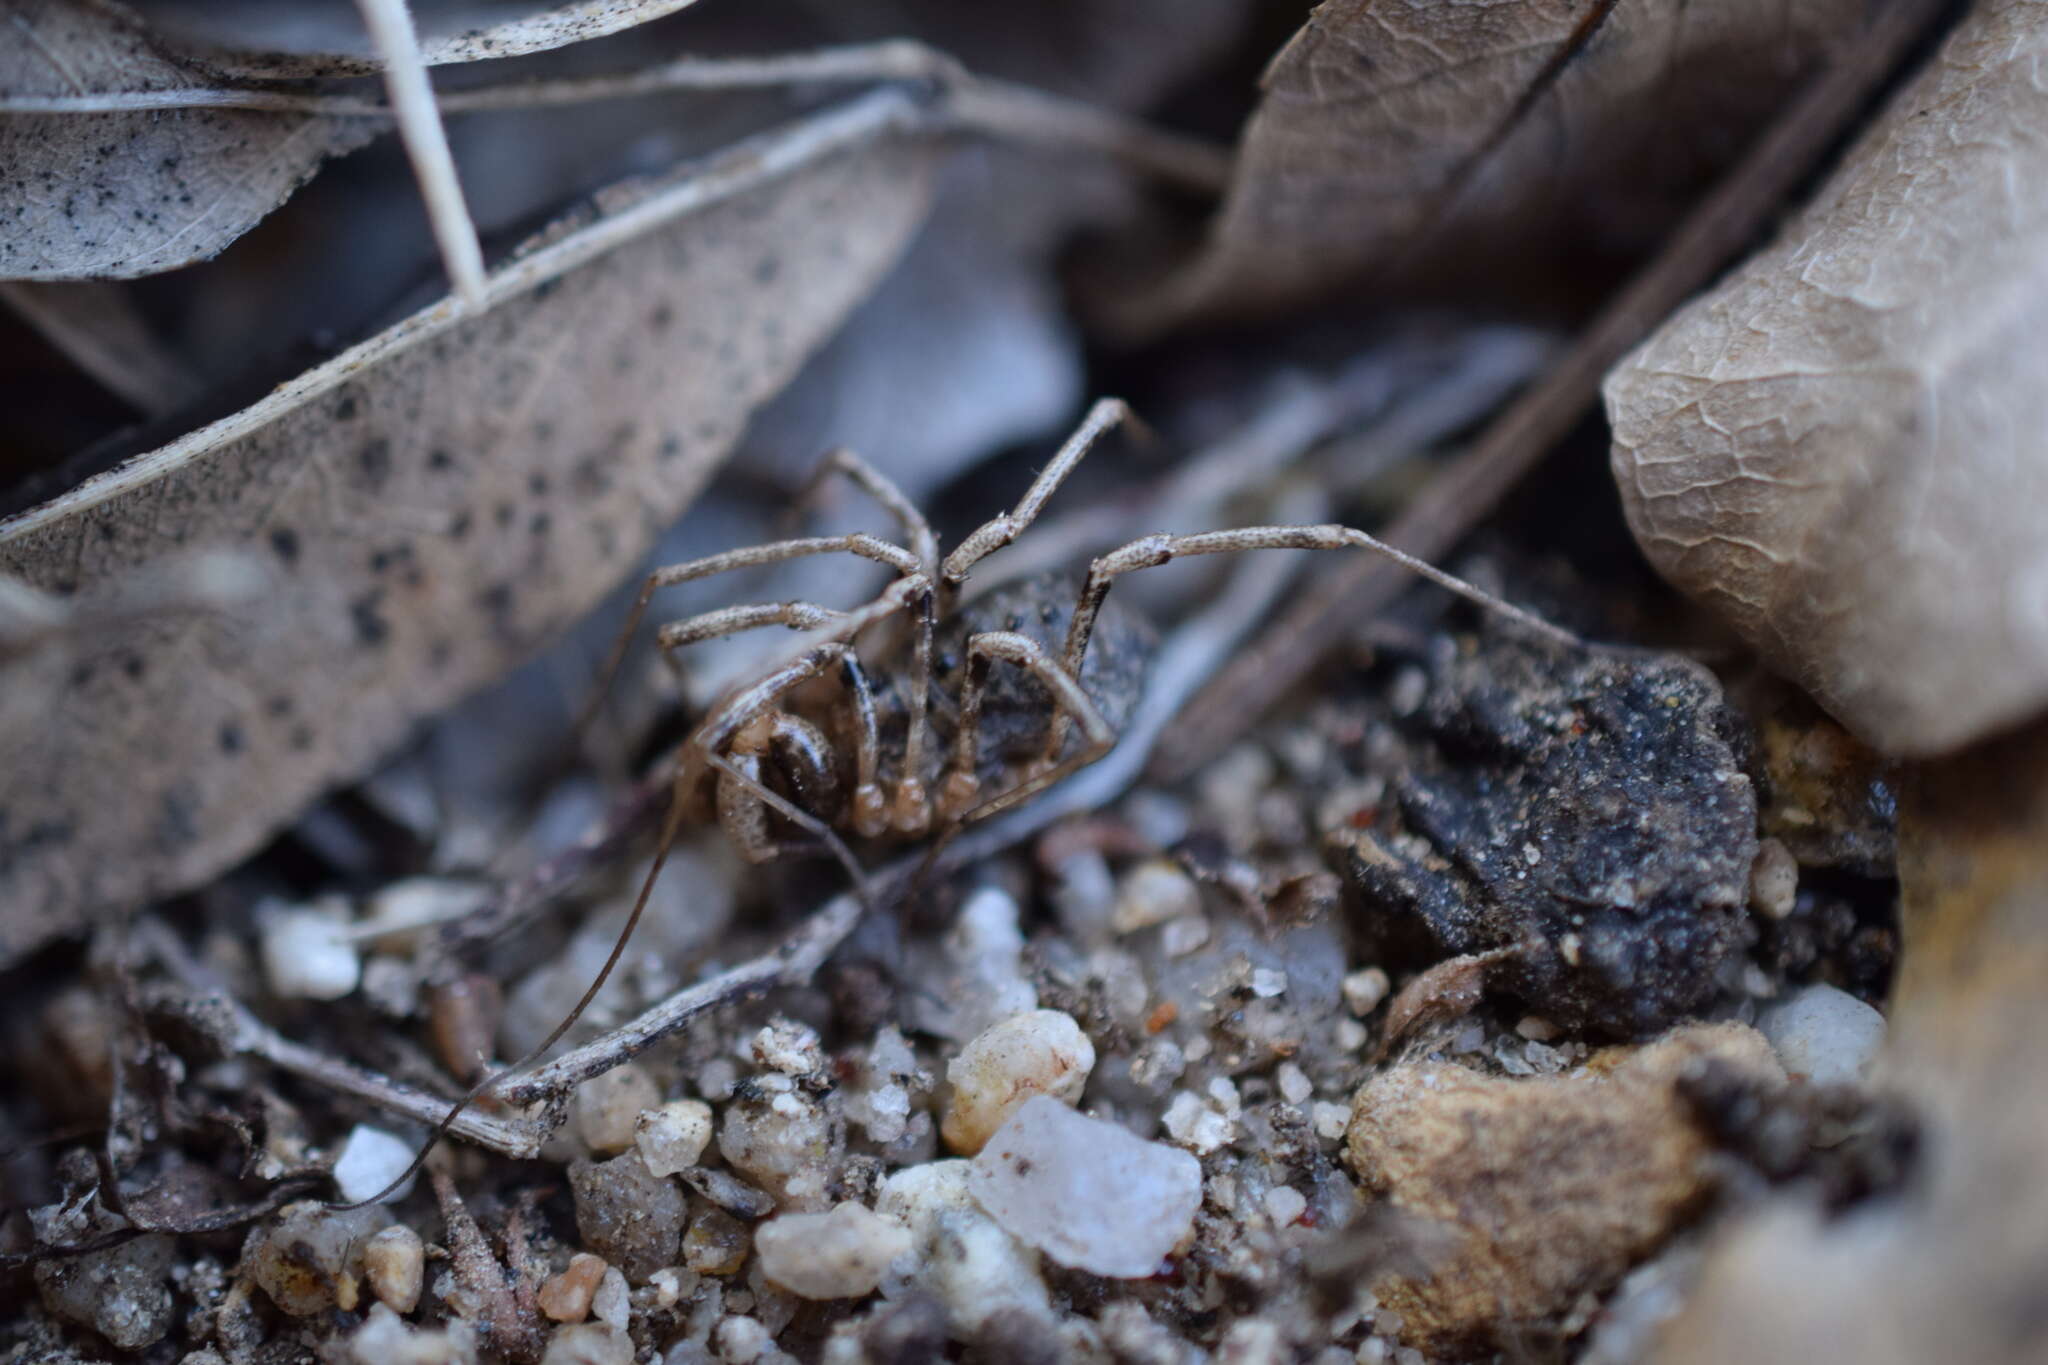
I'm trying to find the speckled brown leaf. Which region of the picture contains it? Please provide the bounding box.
[1122,0,1862,331]
[1,0,702,279]
[0,0,375,279]
[1606,0,2048,757]
[0,98,936,965]
[131,0,703,78]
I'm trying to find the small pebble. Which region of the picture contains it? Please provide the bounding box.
[591,1267,629,1330]
[941,1009,1096,1155]
[332,1124,416,1204]
[750,1018,824,1077]
[877,1160,1050,1333]
[362,1225,423,1314]
[1342,967,1391,1016]
[574,1064,661,1155]
[1265,1186,1308,1228]
[1515,1015,1561,1042]
[636,1099,715,1176]
[539,1253,609,1323]
[720,1086,836,1208]
[1250,967,1289,998]
[716,1315,772,1364]
[246,1201,389,1315]
[1756,983,1885,1086]
[1276,1063,1314,1105]
[682,1204,751,1276]
[569,1153,686,1281]
[647,1267,686,1310]
[1160,916,1211,958]
[1748,837,1800,919]
[968,1095,1202,1277]
[31,1216,174,1350]
[348,1303,475,1365]
[1112,860,1202,934]
[541,1322,632,1365]
[260,903,360,1000]
[755,1202,912,1299]
[1311,1102,1351,1142]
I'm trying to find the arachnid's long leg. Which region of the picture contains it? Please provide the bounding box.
[1041,523,1579,761]
[935,629,1116,822]
[795,447,939,576]
[707,750,870,893]
[837,653,889,838]
[940,398,1134,589]
[791,451,942,823]
[578,532,920,738]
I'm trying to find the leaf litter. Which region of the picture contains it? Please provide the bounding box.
[0,91,939,964]
[10,0,2040,1360]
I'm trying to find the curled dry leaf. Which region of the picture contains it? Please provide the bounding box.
[0,94,937,965]
[131,0,704,78]
[1606,0,2048,756]
[1119,0,1862,332]
[0,0,375,278]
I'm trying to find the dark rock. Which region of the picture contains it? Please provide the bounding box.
[1345,629,1758,1036]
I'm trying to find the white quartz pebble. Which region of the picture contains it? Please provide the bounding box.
[1112,860,1202,934]
[878,1160,1049,1332]
[1757,983,1885,1086]
[968,1095,1201,1278]
[332,1125,416,1205]
[572,1064,660,1156]
[634,1098,715,1176]
[261,905,360,1000]
[942,1009,1095,1155]
[755,1202,912,1299]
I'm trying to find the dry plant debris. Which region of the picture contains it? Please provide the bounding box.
[1607,0,2048,756]
[0,116,937,963]
[5,0,2039,1360]
[1122,0,1866,331]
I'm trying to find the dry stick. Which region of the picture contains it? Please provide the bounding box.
[354,0,487,307]
[0,41,1228,195]
[133,917,548,1157]
[1152,0,1955,784]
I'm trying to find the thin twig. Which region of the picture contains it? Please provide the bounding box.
[0,41,1229,193]
[134,918,548,1157]
[354,0,487,308]
[1154,0,1956,782]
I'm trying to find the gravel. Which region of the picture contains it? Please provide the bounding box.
[966,1095,1202,1278]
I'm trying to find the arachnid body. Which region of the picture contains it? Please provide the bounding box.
[602,398,1574,872]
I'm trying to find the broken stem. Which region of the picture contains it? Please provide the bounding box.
[1154,0,1956,781]
[354,0,487,307]
[135,918,547,1157]
[1,40,1228,193]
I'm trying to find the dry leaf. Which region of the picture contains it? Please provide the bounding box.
[1121,0,1862,331]
[1,0,703,280]
[0,0,375,279]
[132,0,703,78]
[0,96,937,965]
[1605,0,2048,756]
